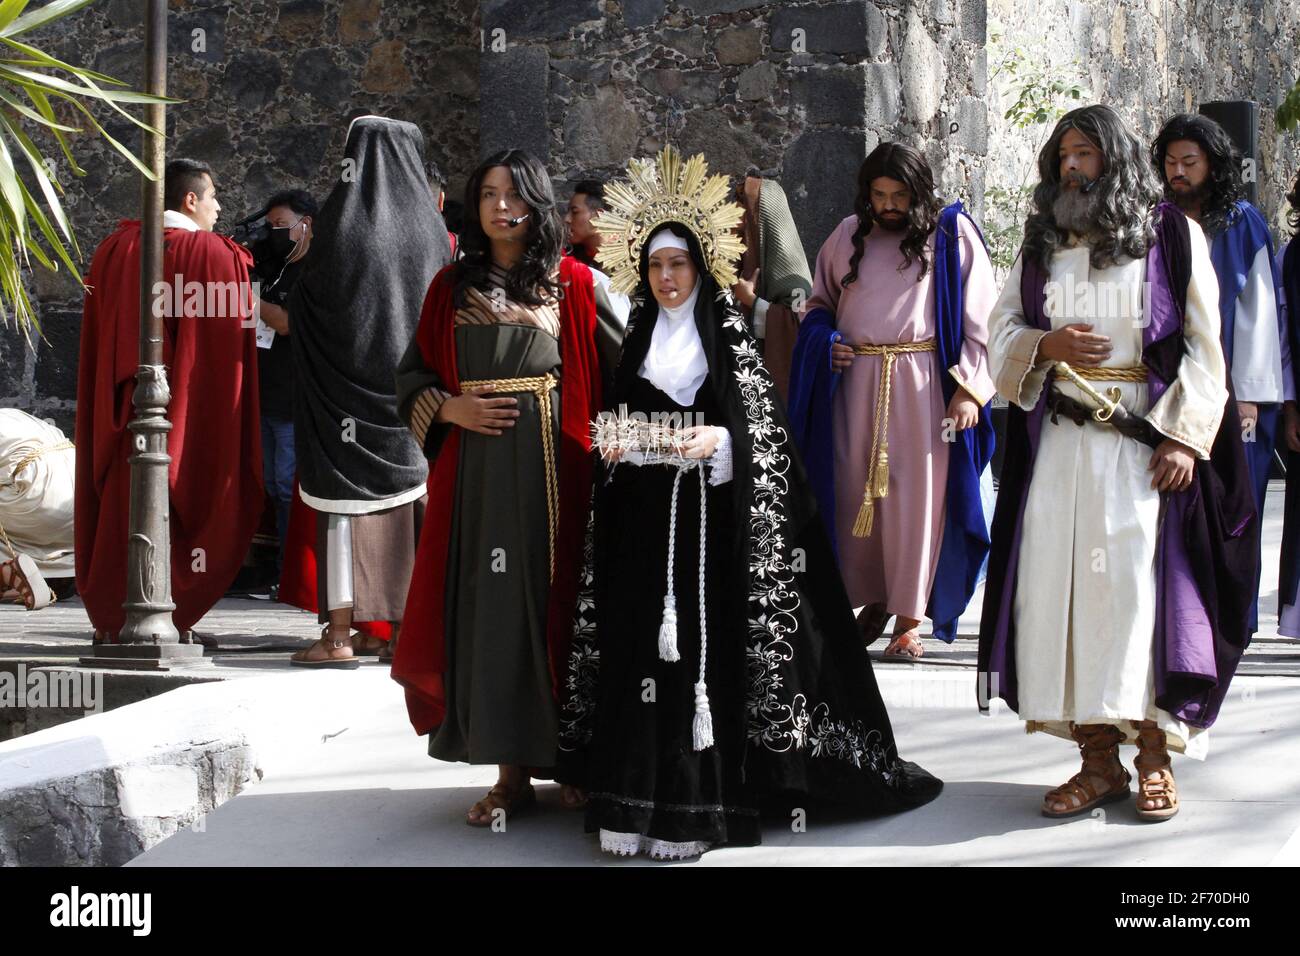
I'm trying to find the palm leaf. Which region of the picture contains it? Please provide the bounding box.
[0,0,27,33]
[0,0,173,333]
[2,0,98,38]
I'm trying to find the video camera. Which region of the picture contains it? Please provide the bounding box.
[229,205,272,250]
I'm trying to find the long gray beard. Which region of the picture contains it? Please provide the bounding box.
[1051,186,1102,234]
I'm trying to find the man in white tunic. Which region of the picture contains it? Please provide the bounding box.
[980,106,1254,823]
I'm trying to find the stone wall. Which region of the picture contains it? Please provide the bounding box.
[3,0,1297,422]
[3,0,481,430]
[480,0,990,270]
[987,0,1300,268]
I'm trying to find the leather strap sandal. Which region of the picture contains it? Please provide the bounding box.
[350,632,386,655]
[466,782,536,828]
[882,629,924,662]
[1,554,54,610]
[560,784,588,809]
[290,626,362,669]
[1133,725,1179,821]
[1042,723,1132,819]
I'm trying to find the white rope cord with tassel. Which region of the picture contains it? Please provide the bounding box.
[658,467,685,662]
[691,462,712,751]
[657,460,714,751]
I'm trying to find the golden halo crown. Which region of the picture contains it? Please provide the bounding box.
[591,145,746,296]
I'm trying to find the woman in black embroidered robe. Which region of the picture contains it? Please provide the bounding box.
[557,221,942,860]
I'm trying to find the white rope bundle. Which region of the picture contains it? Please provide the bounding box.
[658,468,685,662]
[691,463,712,751]
[659,460,713,751]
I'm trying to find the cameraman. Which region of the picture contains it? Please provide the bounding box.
[251,189,317,592]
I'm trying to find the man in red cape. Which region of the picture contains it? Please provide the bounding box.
[74,159,264,642]
[391,255,599,736]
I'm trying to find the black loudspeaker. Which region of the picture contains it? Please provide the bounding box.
[1198,100,1259,206]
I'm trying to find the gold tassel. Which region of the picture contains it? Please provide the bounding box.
[873,445,890,498]
[852,490,875,538]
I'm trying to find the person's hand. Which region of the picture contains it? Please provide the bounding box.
[599,443,626,464]
[1284,401,1300,453]
[1148,437,1196,492]
[1037,323,1112,366]
[731,269,759,310]
[435,384,519,436]
[946,391,980,431]
[830,340,855,373]
[1237,401,1259,432]
[680,425,723,459]
[259,299,290,334]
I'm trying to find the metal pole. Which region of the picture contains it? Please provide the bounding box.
[85,0,204,668]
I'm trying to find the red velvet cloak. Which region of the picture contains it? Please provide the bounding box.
[74,220,264,634]
[391,256,599,734]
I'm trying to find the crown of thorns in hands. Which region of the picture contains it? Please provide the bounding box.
[591,411,693,460]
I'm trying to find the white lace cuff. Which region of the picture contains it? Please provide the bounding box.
[707,427,733,485]
[599,828,711,860]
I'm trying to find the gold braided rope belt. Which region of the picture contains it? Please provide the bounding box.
[1062,365,1148,383]
[849,339,937,539]
[459,374,559,580]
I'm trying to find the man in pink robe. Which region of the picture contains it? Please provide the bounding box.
[805,143,997,660]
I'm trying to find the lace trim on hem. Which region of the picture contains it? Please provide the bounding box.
[599,829,712,860]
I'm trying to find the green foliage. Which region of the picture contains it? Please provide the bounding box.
[0,0,174,338]
[1278,78,1300,133]
[982,184,1036,274]
[983,20,1091,274]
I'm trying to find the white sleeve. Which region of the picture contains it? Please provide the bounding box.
[987,252,1051,410]
[1230,244,1285,402]
[1146,220,1229,459]
[706,427,733,485]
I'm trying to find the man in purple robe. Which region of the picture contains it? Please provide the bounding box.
[1153,113,1288,635]
[1277,169,1300,634]
[980,105,1257,823]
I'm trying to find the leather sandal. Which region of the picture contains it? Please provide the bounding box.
[350,632,386,655]
[290,626,361,669]
[466,782,536,828]
[1042,723,1132,818]
[1,554,54,610]
[882,629,924,662]
[1133,724,1179,822]
[560,784,588,809]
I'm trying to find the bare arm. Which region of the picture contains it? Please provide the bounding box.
[260,299,290,335]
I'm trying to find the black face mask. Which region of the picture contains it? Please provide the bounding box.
[267,226,296,259]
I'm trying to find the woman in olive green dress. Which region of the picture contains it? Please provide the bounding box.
[393,149,613,826]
